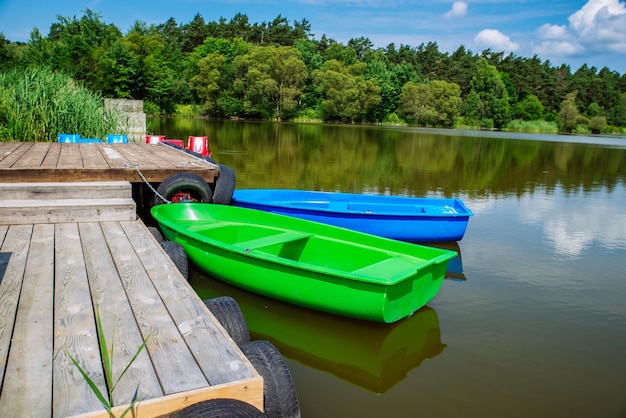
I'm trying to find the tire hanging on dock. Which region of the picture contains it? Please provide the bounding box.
[147,226,164,243]
[240,340,301,418]
[211,163,236,205]
[154,172,213,205]
[203,296,250,346]
[170,398,266,417]
[160,241,188,280]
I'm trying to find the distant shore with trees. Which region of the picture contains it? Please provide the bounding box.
[1,9,625,140]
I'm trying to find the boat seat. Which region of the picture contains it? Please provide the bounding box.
[352,256,418,278]
[235,231,312,250]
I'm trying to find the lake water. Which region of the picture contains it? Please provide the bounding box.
[148,119,626,418]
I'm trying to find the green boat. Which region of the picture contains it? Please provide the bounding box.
[151,203,457,323]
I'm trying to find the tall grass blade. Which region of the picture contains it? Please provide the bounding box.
[66,352,112,412]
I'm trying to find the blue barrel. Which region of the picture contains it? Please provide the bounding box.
[77,138,102,143]
[57,134,82,143]
[106,134,128,144]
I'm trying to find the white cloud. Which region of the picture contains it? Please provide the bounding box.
[445,1,468,18]
[534,0,626,58]
[537,23,569,40]
[474,29,519,53]
[534,40,585,57]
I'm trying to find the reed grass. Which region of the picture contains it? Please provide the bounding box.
[66,305,149,418]
[0,68,126,142]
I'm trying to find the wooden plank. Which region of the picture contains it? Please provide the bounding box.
[151,143,218,170]
[110,143,174,169]
[0,143,32,168]
[0,225,32,384]
[0,181,132,200]
[41,142,61,168]
[0,224,54,417]
[121,221,255,384]
[0,142,24,164]
[79,222,164,405]
[11,142,51,168]
[0,143,217,183]
[74,378,264,418]
[80,143,111,169]
[0,198,137,224]
[100,221,209,394]
[95,144,130,168]
[56,142,85,169]
[52,222,106,418]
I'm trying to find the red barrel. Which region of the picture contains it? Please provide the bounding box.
[187,136,211,157]
[145,135,166,144]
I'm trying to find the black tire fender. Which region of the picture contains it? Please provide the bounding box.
[170,398,265,417]
[212,163,236,205]
[154,172,213,205]
[240,340,300,418]
[160,241,188,280]
[147,226,164,243]
[203,296,250,346]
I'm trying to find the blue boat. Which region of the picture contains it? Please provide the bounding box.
[231,189,473,242]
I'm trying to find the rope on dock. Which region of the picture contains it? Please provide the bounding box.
[123,163,172,204]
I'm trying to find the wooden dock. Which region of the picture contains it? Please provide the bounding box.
[0,166,263,416]
[0,142,217,184]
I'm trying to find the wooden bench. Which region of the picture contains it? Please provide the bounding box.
[234,231,312,250]
[352,256,419,281]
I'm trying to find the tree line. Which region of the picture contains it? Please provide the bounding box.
[1,9,625,133]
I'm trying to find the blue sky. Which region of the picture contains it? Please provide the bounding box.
[1,0,625,73]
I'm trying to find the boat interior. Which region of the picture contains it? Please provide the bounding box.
[178,220,418,278]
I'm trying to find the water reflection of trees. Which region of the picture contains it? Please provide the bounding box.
[150,119,626,196]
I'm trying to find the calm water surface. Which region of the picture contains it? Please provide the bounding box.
[149,119,626,418]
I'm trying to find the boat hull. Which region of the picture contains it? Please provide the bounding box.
[151,203,456,323]
[231,189,473,242]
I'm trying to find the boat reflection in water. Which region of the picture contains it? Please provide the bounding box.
[191,273,446,394]
[421,241,466,281]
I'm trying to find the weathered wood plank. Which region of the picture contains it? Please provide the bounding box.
[0,224,7,244]
[121,221,255,384]
[0,181,132,200]
[0,198,137,224]
[0,142,32,168]
[11,142,51,168]
[100,221,209,393]
[0,142,23,163]
[79,221,164,405]
[74,379,264,418]
[0,224,32,384]
[57,142,86,169]
[110,143,175,169]
[0,142,217,183]
[80,143,111,169]
[41,143,61,168]
[0,224,54,417]
[52,222,106,418]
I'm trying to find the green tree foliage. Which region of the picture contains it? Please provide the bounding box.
[3,9,625,129]
[312,60,381,122]
[558,91,586,132]
[512,94,544,121]
[232,45,307,120]
[398,80,461,127]
[464,58,510,128]
[0,33,20,69]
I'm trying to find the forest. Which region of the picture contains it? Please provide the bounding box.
[1,9,626,134]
